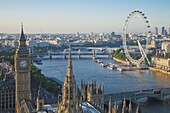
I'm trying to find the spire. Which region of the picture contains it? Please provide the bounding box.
[136,105,139,113]
[20,23,26,42]
[136,103,141,113]
[122,96,126,113]
[66,45,73,77]
[113,100,117,113]
[38,82,43,99]
[36,82,44,111]
[108,97,112,113]
[17,23,29,54]
[128,99,132,113]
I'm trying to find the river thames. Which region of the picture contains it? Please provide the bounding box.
[34,55,170,113]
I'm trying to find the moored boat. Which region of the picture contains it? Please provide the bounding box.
[36,61,43,65]
[33,55,42,63]
[107,65,114,70]
[99,62,108,67]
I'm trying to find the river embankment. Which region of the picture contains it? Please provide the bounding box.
[113,57,170,75]
[113,57,128,65]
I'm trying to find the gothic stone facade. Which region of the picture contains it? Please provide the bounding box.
[81,80,104,112]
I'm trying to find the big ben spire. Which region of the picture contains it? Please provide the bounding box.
[19,23,26,47]
[17,23,29,54]
[20,23,26,41]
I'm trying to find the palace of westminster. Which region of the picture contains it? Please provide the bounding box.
[0,25,141,113]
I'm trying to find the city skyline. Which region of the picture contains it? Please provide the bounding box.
[0,0,170,33]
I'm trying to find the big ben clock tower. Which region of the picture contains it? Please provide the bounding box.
[15,24,32,112]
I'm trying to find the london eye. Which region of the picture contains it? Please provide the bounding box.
[122,10,151,67]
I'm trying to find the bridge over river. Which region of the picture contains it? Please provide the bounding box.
[30,47,120,59]
[31,51,113,60]
[104,88,170,104]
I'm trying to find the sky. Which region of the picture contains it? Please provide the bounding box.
[0,0,170,34]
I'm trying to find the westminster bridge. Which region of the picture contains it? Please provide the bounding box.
[104,88,170,104]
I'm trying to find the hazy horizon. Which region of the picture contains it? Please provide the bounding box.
[0,0,170,33]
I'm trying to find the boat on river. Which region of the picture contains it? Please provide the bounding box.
[33,55,42,63]
[117,67,123,72]
[95,59,103,64]
[33,55,43,65]
[107,64,114,70]
[99,62,108,67]
[36,61,43,65]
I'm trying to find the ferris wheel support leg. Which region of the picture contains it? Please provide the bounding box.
[137,40,151,66]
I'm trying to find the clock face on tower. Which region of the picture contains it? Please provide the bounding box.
[20,60,27,68]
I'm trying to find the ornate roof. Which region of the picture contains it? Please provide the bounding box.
[20,23,26,42]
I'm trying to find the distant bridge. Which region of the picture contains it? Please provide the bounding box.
[31,47,120,59]
[71,47,120,51]
[31,52,111,56]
